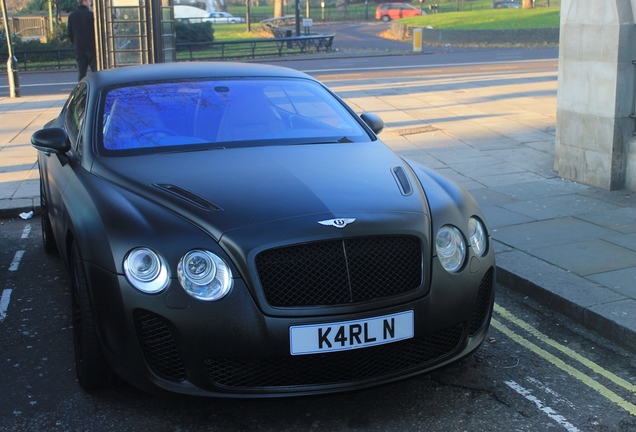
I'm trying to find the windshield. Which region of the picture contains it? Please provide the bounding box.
[100,78,370,155]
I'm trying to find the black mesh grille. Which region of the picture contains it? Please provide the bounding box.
[468,267,494,337]
[204,324,463,389]
[134,310,187,382]
[255,236,423,307]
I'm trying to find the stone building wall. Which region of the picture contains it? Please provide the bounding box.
[555,0,636,191]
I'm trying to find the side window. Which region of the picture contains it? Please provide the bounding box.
[65,84,88,151]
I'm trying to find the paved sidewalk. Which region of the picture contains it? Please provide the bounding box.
[1,60,635,355]
[0,92,66,213]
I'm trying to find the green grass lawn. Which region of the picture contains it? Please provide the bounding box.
[217,4,560,40]
[401,7,560,29]
[211,24,272,40]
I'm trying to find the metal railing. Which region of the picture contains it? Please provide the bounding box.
[1,33,334,71]
[0,48,76,71]
[176,34,334,61]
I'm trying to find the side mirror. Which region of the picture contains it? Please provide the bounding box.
[360,113,384,135]
[31,128,71,154]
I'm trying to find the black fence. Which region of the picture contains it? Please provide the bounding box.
[177,34,334,61]
[0,33,334,71]
[0,48,76,71]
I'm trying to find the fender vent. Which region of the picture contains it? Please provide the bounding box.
[154,183,221,211]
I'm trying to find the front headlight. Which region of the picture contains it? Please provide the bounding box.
[124,248,170,293]
[178,250,233,301]
[435,225,466,273]
[468,217,487,257]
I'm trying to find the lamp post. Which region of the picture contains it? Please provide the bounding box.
[294,0,300,36]
[1,0,19,97]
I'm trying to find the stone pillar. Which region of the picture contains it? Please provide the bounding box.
[555,0,636,191]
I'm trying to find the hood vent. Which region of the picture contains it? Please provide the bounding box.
[392,167,413,196]
[153,183,222,211]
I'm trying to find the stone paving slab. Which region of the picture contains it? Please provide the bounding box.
[493,217,618,250]
[589,267,636,298]
[499,194,620,220]
[531,239,636,276]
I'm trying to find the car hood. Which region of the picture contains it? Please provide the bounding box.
[91,142,430,240]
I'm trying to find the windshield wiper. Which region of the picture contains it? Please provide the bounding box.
[295,137,353,145]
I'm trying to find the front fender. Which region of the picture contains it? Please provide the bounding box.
[404,158,489,239]
[59,169,233,278]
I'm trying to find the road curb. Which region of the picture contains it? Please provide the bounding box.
[0,199,39,220]
[495,243,636,354]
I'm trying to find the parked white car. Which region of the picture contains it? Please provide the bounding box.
[206,11,246,24]
[174,5,210,22]
[174,5,245,24]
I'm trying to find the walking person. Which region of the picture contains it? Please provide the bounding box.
[68,0,97,81]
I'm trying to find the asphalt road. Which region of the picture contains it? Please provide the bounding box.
[1,21,558,98]
[1,44,559,98]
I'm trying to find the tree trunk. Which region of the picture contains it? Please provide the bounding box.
[522,0,533,8]
[274,0,283,17]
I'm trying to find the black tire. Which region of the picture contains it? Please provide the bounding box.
[40,178,57,254]
[381,15,391,22]
[70,243,113,390]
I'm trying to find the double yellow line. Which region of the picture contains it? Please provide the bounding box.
[492,304,636,416]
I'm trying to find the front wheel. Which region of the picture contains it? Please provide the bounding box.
[70,243,113,390]
[381,15,391,22]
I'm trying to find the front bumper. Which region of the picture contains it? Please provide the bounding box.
[85,260,495,398]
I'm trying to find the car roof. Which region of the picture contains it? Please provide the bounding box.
[83,62,314,91]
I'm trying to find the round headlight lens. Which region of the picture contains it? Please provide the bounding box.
[468,217,487,257]
[124,248,169,293]
[435,225,466,273]
[178,250,233,301]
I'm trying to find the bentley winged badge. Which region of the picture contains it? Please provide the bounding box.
[318,218,356,229]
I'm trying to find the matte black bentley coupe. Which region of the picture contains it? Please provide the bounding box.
[31,62,495,397]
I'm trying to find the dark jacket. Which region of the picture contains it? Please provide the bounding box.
[68,5,96,54]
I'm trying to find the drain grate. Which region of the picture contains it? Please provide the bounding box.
[391,125,439,136]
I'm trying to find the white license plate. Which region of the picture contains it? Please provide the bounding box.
[289,311,414,355]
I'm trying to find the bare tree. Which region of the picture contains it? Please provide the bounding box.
[335,0,346,12]
[6,0,31,13]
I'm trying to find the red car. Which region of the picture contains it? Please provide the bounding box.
[375,2,422,21]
